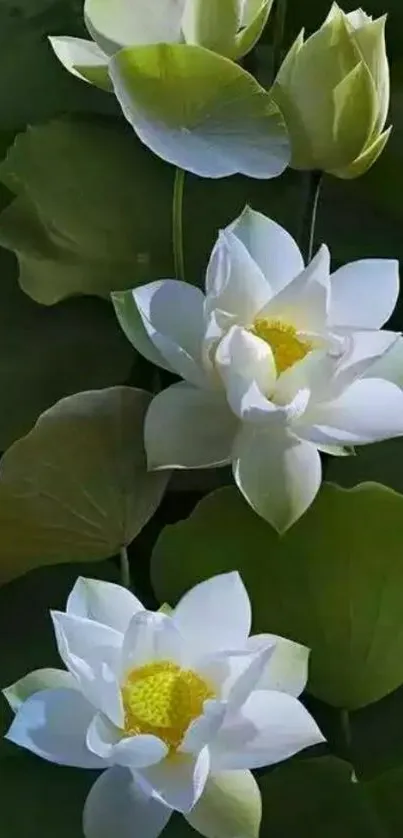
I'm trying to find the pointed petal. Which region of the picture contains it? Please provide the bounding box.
[274,349,340,406]
[112,289,171,372]
[121,611,184,674]
[133,280,207,387]
[6,688,104,768]
[173,572,251,656]
[333,126,391,179]
[330,329,399,394]
[51,611,123,726]
[84,0,184,54]
[210,690,324,770]
[67,577,144,633]
[145,383,238,470]
[196,644,274,712]
[259,245,330,332]
[181,0,239,57]
[229,207,304,294]
[246,634,309,697]
[235,0,273,59]
[3,668,78,713]
[139,748,210,813]
[329,259,399,328]
[215,325,278,420]
[180,700,227,754]
[304,377,403,446]
[48,36,110,89]
[87,713,168,767]
[368,336,403,387]
[83,766,172,838]
[233,425,322,532]
[185,769,261,838]
[205,229,271,324]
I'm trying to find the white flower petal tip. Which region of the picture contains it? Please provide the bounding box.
[3,669,78,712]
[48,36,111,89]
[247,634,310,697]
[67,576,144,633]
[173,571,252,655]
[209,691,325,770]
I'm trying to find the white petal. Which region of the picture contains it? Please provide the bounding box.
[329,259,399,329]
[246,635,309,697]
[180,700,227,754]
[48,36,108,84]
[303,377,403,446]
[87,713,168,767]
[197,644,274,710]
[368,336,403,387]
[133,280,208,387]
[233,425,322,532]
[145,383,238,470]
[51,611,123,726]
[139,748,210,813]
[121,611,184,674]
[3,668,78,713]
[330,329,399,395]
[184,769,261,838]
[205,229,271,323]
[6,688,104,768]
[258,245,330,333]
[209,690,324,770]
[86,0,184,53]
[274,349,340,407]
[83,766,172,838]
[173,572,251,656]
[229,207,304,294]
[215,325,278,420]
[67,577,144,633]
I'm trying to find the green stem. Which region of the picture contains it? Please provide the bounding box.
[340,708,352,759]
[172,167,186,282]
[270,0,288,83]
[300,170,323,263]
[339,710,388,837]
[120,546,131,589]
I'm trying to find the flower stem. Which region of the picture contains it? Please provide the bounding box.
[300,170,323,263]
[339,710,388,837]
[120,546,131,589]
[172,167,186,282]
[270,0,288,83]
[340,708,352,758]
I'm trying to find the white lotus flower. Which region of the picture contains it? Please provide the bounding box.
[49,0,272,85]
[112,207,403,532]
[4,573,322,838]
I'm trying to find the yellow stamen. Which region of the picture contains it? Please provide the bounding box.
[121,661,215,752]
[252,318,312,374]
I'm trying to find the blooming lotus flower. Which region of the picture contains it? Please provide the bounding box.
[113,207,403,532]
[49,0,273,85]
[272,3,391,178]
[4,573,322,838]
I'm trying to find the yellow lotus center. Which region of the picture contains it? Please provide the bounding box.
[121,661,215,751]
[252,318,312,374]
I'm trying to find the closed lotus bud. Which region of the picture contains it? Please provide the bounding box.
[272,3,391,178]
[182,0,273,59]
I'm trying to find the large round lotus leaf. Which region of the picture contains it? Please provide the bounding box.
[0,387,169,585]
[152,482,403,709]
[0,118,174,303]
